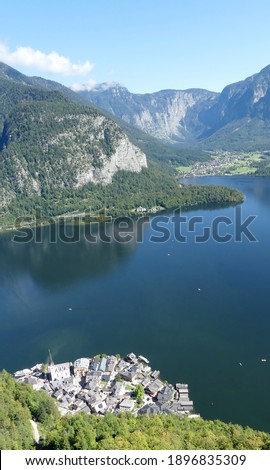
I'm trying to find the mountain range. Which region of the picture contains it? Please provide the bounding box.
[79,65,270,150]
[0,62,247,222]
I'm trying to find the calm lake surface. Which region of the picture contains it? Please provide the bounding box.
[1,175,270,432]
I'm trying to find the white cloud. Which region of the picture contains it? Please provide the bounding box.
[70,78,97,92]
[95,81,120,91]
[70,81,122,92]
[0,43,94,76]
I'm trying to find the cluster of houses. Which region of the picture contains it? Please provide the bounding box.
[181,152,248,177]
[14,352,199,418]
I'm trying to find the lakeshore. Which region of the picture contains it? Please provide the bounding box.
[177,151,266,177]
[1,176,270,433]
[14,353,199,419]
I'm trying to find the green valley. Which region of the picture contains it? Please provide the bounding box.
[176,152,270,177]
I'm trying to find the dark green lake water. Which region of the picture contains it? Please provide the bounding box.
[1,176,270,432]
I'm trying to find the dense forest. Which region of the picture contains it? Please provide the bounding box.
[0,162,244,229]
[0,66,244,229]
[253,154,270,175]
[0,96,243,227]
[1,371,270,450]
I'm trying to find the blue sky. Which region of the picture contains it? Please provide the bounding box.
[1,0,270,93]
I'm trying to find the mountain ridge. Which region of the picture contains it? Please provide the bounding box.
[0,62,244,224]
[77,64,270,150]
[0,60,86,104]
[79,84,217,144]
[0,62,149,214]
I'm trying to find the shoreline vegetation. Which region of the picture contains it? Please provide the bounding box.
[1,355,270,450]
[0,64,246,234]
[0,166,244,234]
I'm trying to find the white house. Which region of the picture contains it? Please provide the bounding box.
[49,363,71,381]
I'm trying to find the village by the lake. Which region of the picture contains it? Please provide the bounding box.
[14,353,199,419]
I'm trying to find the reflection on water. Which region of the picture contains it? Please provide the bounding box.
[1,176,270,432]
[0,222,143,289]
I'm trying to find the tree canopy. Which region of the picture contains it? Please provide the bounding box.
[1,371,270,450]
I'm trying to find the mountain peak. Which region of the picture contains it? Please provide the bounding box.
[89,82,128,94]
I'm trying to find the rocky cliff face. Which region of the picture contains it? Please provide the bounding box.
[78,65,270,150]
[131,90,217,142]
[75,134,147,187]
[0,101,147,208]
[199,65,270,137]
[79,84,217,144]
[0,65,148,213]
